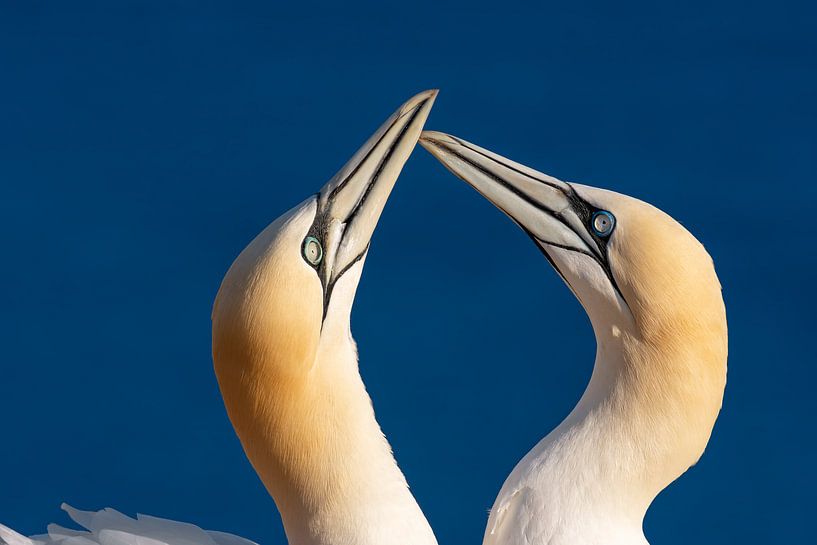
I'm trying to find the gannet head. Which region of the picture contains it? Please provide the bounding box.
[212,91,438,545]
[420,131,727,507]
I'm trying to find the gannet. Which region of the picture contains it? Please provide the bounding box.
[211,91,438,545]
[420,131,727,545]
[0,91,438,545]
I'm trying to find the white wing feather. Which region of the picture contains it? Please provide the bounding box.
[0,505,258,545]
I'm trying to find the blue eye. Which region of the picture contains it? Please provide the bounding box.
[591,210,615,237]
[302,236,323,265]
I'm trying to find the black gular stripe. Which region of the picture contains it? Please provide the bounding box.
[524,230,581,301]
[425,136,628,306]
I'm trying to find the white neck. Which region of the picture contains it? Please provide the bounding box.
[485,319,725,545]
[278,271,438,545]
[281,330,438,545]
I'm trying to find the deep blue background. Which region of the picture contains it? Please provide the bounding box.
[1,1,815,543]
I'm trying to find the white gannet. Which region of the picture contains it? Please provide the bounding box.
[210,90,438,545]
[420,131,727,545]
[0,91,438,545]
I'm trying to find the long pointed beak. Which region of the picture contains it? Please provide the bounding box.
[316,90,437,291]
[419,130,601,260]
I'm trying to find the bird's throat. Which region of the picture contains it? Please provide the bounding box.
[489,321,726,544]
[216,331,437,545]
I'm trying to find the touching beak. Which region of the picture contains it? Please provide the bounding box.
[313,90,437,299]
[418,130,604,262]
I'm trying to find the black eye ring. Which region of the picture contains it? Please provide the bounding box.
[591,210,616,237]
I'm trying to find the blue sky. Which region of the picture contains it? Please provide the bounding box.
[1,1,814,543]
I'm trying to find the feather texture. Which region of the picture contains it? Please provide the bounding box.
[0,506,257,545]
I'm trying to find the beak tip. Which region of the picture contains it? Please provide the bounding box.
[400,89,439,116]
[418,131,454,163]
[419,130,455,146]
